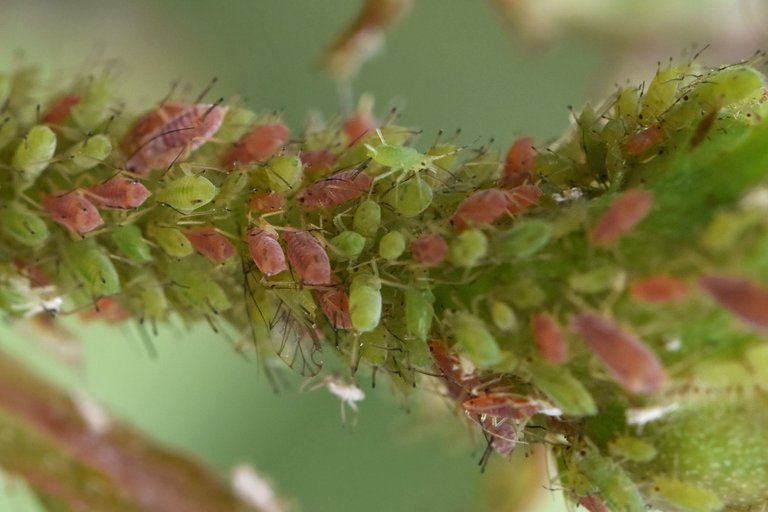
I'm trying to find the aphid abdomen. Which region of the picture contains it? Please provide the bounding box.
[42,191,104,235]
[246,228,287,277]
[410,233,447,267]
[450,188,508,230]
[316,286,353,330]
[222,122,289,167]
[590,189,653,245]
[297,169,372,210]
[629,275,689,303]
[184,227,235,263]
[87,178,151,209]
[699,275,768,332]
[285,230,331,285]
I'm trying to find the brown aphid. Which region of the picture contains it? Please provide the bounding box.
[42,191,104,235]
[410,233,447,267]
[316,285,353,330]
[122,101,227,174]
[183,227,235,263]
[462,393,543,420]
[501,136,535,188]
[80,297,132,324]
[284,230,331,285]
[699,275,768,332]
[629,275,690,303]
[248,191,285,213]
[589,189,653,245]
[504,184,541,214]
[42,94,81,125]
[86,177,152,209]
[222,122,289,168]
[570,312,666,394]
[296,169,372,210]
[450,188,508,231]
[531,312,568,364]
[300,149,337,175]
[625,124,662,156]
[246,227,287,277]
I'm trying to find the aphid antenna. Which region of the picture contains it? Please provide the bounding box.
[192,76,219,105]
[201,97,225,122]
[133,320,158,359]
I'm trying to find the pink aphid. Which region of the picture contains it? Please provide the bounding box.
[578,495,609,512]
[625,125,663,156]
[248,191,285,213]
[316,286,353,330]
[479,416,517,457]
[183,227,235,263]
[86,177,151,209]
[14,259,50,288]
[284,230,332,285]
[450,188,508,231]
[80,297,132,324]
[297,169,373,210]
[589,189,653,245]
[462,393,543,421]
[699,275,768,332]
[246,227,287,277]
[343,110,377,146]
[300,149,337,175]
[504,184,541,214]
[629,275,690,303]
[428,340,483,399]
[222,122,289,168]
[122,101,228,174]
[42,94,81,125]
[501,136,536,188]
[410,234,447,267]
[570,312,666,394]
[42,191,104,235]
[531,312,568,364]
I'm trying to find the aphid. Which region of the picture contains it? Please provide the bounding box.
[691,65,766,111]
[183,227,235,263]
[213,170,249,208]
[573,450,646,512]
[477,415,518,457]
[650,477,723,512]
[449,311,502,366]
[352,199,381,238]
[110,224,152,263]
[629,275,689,302]
[589,189,653,245]
[297,169,372,210]
[122,102,228,174]
[410,233,447,267]
[570,312,666,394]
[577,495,609,512]
[378,230,406,261]
[462,393,543,420]
[569,266,626,294]
[531,312,568,364]
[168,261,231,315]
[495,219,552,259]
[607,436,657,462]
[42,191,104,235]
[13,125,57,187]
[63,242,121,299]
[490,301,517,332]
[80,297,132,324]
[365,131,440,183]
[448,228,488,268]
[248,191,285,213]
[625,125,662,156]
[264,155,303,193]
[0,204,49,247]
[343,96,377,145]
[300,149,337,175]
[698,275,768,331]
[221,121,289,167]
[315,285,353,330]
[689,109,717,148]
[146,222,194,258]
[529,361,597,416]
[404,287,434,343]
[428,340,483,398]
[504,184,541,214]
[86,177,152,209]
[41,94,81,124]
[154,175,218,213]
[64,134,113,171]
[349,273,382,333]
[450,188,508,231]
[383,175,433,218]
[14,259,51,288]
[501,136,535,188]
[246,227,287,277]
[329,231,366,260]
[284,230,331,285]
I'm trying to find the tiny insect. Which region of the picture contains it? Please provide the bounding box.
[501,136,535,188]
[0,203,49,247]
[64,134,113,171]
[490,301,517,332]
[86,177,152,209]
[378,230,406,261]
[495,219,552,259]
[504,184,541,214]
[284,230,331,285]
[154,174,218,213]
[448,228,488,268]
[650,477,723,512]
[300,149,337,175]
[607,436,657,462]
[577,495,609,512]
[352,199,381,237]
[343,96,377,145]
[263,155,303,193]
[110,224,152,263]
[629,275,689,302]
[573,450,646,512]
[122,101,228,174]
[698,274,768,332]
[13,125,57,188]
[450,188,508,231]
[330,231,366,260]
[625,125,663,156]
[428,340,483,399]
[296,169,372,210]
[146,222,194,258]
[689,109,718,148]
[184,227,236,263]
[246,227,287,277]
[42,191,104,235]
[41,94,81,124]
[450,311,502,367]
[410,233,447,267]
[589,189,653,245]
[80,297,133,324]
[531,312,568,364]
[462,393,545,420]
[528,361,597,416]
[570,312,666,394]
[315,284,353,330]
[63,241,121,299]
[404,287,434,343]
[221,121,289,168]
[248,191,285,213]
[365,130,444,184]
[349,273,382,333]
[383,174,433,218]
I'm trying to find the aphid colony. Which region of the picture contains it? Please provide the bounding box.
[1,58,768,511]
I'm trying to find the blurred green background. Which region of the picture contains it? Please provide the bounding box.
[0,1,763,510]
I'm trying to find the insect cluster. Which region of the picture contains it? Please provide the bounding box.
[1,57,768,511]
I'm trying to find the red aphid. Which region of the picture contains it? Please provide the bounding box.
[183,227,235,263]
[504,184,541,214]
[296,169,373,210]
[589,189,653,245]
[501,136,536,188]
[625,124,663,156]
[578,495,609,512]
[629,275,690,303]
[699,275,768,332]
[42,94,81,125]
[80,297,133,324]
[343,110,377,146]
[570,312,666,394]
[14,259,50,288]
[246,227,287,277]
[300,149,337,174]
[222,122,289,168]
[248,191,285,213]
[42,191,104,235]
[531,312,568,364]
[428,340,483,399]
[86,177,152,209]
[479,416,517,457]
[410,234,447,267]
[122,101,227,174]
[284,230,331,285]
[450,188,508,231]
[316,285,353,330]
[462,393,543,420]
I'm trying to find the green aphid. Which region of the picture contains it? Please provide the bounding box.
[505,276,546,308]
[64,134,112,171]
[13,125,57,187]
[640,64,690,122]
[426,143,459,172]
[330,231,366,260]
[616,85,640,126]
[404,287,434,343]
[569,266,626,294]
[495,219,552,259]
[0,203,49,247]
[70,73,114,131]
[146,222,194,258]
[137,279,168,328]
[359,325,395,366]
[449,228,487,268]
[213,169,249,207]
[0,117,18,151]
[168,262,231,315]
[384,175,433,218]
[64,242,120,298]
[214,107,257,143]
[456,149,501,186]
[529,361,596,416]
[353,199,381,238]
[578,105,608,177]
[378,230,406,261]
[449,311,502,366]
[574,450,646,512]
[111,224,152,263]
[490,301,517,332]
[650,478,723,512]
[349,273,382,333]
[155,175,218,213]
[608,436,657,462]
[266,155,302,193]
[691,65,765,110]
